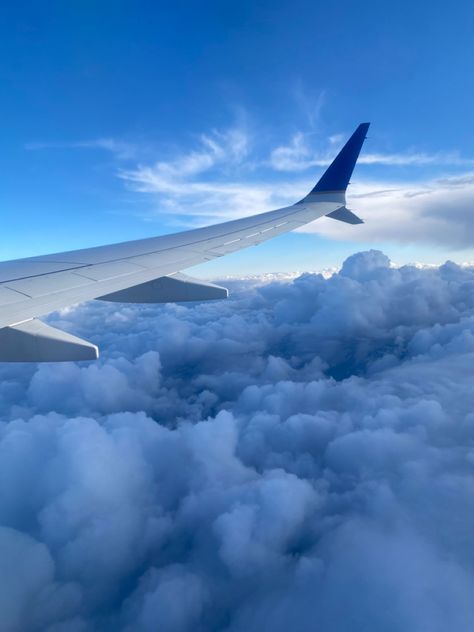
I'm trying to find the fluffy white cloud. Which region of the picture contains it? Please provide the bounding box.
[2,250,474,630]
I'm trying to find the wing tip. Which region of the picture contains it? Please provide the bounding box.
[305,121,370,196]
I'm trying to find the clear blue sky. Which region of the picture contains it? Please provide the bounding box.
[1,1,474,274]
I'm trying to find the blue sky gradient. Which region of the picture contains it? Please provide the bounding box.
[1,1,474,273]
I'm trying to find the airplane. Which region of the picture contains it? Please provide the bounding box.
[0,122,369,362]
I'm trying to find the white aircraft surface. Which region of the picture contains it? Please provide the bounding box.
[0,123,369,361]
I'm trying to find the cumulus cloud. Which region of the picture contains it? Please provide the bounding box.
[2,250,474,630]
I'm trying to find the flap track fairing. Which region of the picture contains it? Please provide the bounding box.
[0,319,98,362]
[97,272,228,304]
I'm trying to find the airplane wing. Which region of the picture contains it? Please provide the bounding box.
[0,122,369,361]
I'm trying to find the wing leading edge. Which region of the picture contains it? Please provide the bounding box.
[0,122,369,361]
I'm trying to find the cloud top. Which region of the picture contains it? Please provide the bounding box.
[1,250,474,630]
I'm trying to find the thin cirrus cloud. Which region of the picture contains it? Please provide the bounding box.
[117,126,474,248]
[2,250,474,630]
[25,137,138,160]
[269,131,474,171]
[25,124,474,245]
[118,127,287,224]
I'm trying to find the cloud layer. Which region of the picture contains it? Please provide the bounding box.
[2,250,474,631]
[307,173,474,249]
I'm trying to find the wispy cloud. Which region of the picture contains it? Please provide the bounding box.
[25,137,137,160]
[31,121,474,246]
[269,131,474,171]
[118,127,291,224]
[117,123,474,246]
[358,151,474,167]
[292,83,326,129]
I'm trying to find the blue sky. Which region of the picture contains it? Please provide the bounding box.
[1,0,474,274]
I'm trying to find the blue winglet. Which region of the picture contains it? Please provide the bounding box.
[309,122,370,194]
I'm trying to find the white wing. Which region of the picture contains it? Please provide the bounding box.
[0,123,369,361]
